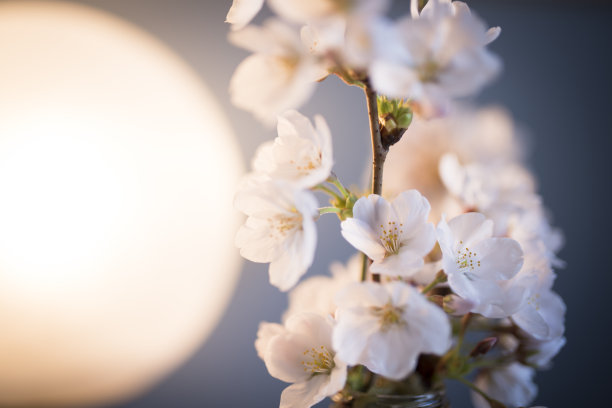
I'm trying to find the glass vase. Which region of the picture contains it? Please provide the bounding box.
[331,389,449,408]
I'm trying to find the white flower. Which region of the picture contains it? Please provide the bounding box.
[333,281,451,380]
[524,336,566,368]
[340,191,436,277]
[252,110,333,188]
[256,313,347,408]
[283,253,361,322]
[511,288,566,341]
[437,212,524,317]
[472,363,537,408]
[371,0,501,115]
[235,178,318,291]
[229,19,326,124]
[226,0,264,31]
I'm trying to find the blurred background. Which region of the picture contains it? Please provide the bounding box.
[0,0,610,407]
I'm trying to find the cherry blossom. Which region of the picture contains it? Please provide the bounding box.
[472,363,537,408]
[252,110,333,188]
[332,281,451,380]
[341,191,436,277]
[229,19,326,124]
[371,0,501,115]
[283,254,361,322]
[256,313,347,408]
[235,178,318,291]
[437,212,524,317]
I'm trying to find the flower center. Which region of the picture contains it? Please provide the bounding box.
[526,293,541,311]
[378,221,404,256]
[269,210,301,239]
[418,60,440,83]
[291,150,322,175]
[302,345,335,375]
[371,302,406,331]
[455,240,480,274]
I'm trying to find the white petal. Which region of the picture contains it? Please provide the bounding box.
[341,218,386,262]
[447,212,493,247]
[472,237,523,280]
[255,322,284,360]
[365,327,419,380]
[279,375,328,408]
[226,0,264,31]
[266,333,313,383]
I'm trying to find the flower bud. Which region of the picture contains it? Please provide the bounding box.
[469,336,498,357]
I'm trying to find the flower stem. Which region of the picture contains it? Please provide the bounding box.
[364,84,387,196]
[319,207,343,215]
[360,252,368,282]
[313,184,344,202]
[457,313,473,352]
[421,270,447,294]
[364,83,386,283]
[328,175,350,199]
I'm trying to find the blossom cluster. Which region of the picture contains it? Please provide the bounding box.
[228,1,565,407]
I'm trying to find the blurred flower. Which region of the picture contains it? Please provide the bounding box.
[226,0,264,31]
[229,19,326,124]
[283,253,361,322]
[371,0,500,115]
[472,363,537,408]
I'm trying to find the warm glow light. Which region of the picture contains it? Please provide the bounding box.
[0,2,243,406]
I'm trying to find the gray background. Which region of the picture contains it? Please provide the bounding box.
[38,0,612,406]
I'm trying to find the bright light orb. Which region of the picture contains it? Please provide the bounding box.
[0,2,243,406]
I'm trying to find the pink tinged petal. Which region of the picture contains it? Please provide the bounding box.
[255,322,284,360]
[269,225,316,291]
[325,364,348,399]
[365,327,420,380]
[369,246,425,276]
[401,286,452,354]
[266,333,314,383]
[447,212,493,247]
[279,375,329,408]
[251,141,276,174]
[226,0,265,31]
[436,215,455,259]
[391,190,432,236]
[285,313,334,350]
[512,302,550,340]
[401,222,437,257]
[333,314,379,366]
[235,221,281,262]
[537,291,566,340]
[228,23,277,54]
[472,237,523,280]
[351,194,392,231]
[485,27,501,44]
[341,218,386,262]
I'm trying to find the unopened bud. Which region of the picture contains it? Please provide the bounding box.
[443,294,475,316]
[469,337,498,358]
[429,295,444,308]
